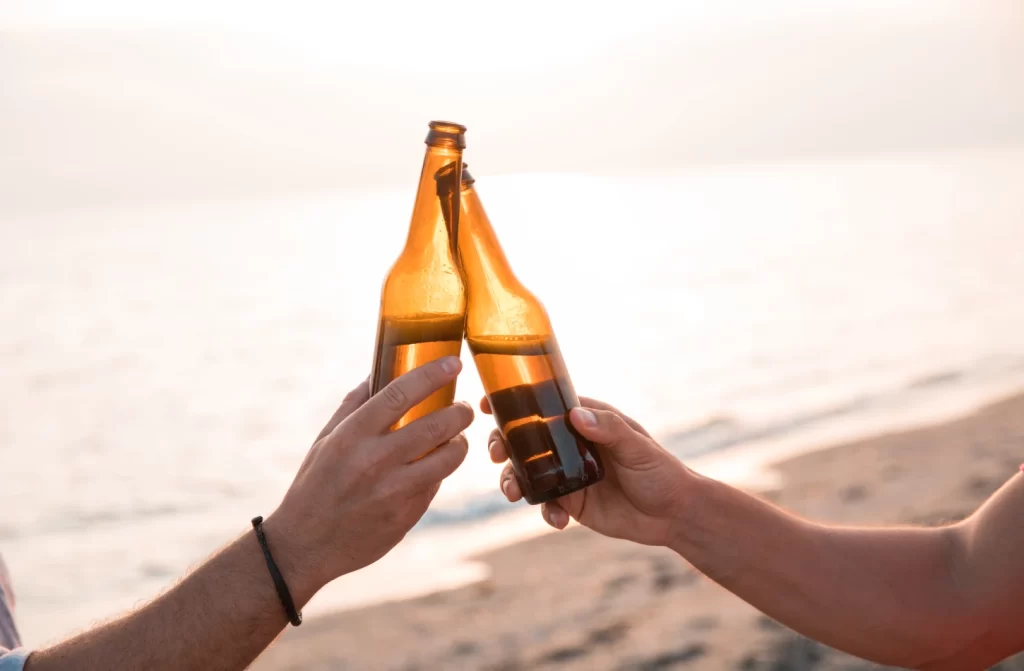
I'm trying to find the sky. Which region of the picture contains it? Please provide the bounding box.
[1,0,1022,210]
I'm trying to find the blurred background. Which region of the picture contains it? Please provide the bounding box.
[2,1,1024,668]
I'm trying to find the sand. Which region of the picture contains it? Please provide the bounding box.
[252,394,1024,671]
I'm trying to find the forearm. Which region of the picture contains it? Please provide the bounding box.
[26,514,320,671]
[670,474,972,669]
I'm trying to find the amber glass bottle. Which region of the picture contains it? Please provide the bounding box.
[458,166,604,504]
[369,122,467,435]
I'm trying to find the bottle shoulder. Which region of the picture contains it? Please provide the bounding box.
[466,281,553,339]
[380,251,466,318]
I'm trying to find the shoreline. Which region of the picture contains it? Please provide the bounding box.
[254,391,1024,670]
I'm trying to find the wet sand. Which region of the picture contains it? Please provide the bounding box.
[253,394,1024,670]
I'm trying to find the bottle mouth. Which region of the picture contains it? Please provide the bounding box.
[425,120,467,150]
[433,161,462,196]
[429,120,467,133]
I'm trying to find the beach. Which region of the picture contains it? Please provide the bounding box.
[4,4,1024,666]
[253,393,1024,671]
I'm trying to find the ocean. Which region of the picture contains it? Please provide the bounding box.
[3,147,1024,644]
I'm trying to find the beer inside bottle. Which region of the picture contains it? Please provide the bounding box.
[369,122,467,436]
[458,165,604,504]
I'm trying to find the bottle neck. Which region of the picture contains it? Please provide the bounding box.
[459,181,552,339]
[403,146,463,260]
[460,184,515,278]
[459,183,538,303]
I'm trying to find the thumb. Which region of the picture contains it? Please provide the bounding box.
[569,407,651,468]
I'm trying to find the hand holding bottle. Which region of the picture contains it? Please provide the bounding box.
[482,396,695,547]
[270,357,473,591]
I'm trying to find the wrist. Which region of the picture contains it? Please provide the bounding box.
[259,512,326,607]
[665,467,716,554]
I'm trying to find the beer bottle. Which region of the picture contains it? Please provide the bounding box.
[369,122,467,435]
[458,165,604,504]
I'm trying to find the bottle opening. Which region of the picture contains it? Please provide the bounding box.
[434,161,461,193]
[425,120,467,149]
[429,120,467,133]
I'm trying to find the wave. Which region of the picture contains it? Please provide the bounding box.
[11,359,1015,543]
[660,355,1024,461]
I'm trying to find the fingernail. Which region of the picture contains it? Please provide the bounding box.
[500,478,509,496]
[574,408,597,429]
[441,357,461,374]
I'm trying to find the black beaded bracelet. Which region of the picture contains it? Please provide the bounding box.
[251,516,302,626]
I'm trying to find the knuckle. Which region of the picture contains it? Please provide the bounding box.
[334,415,363,443]
[381,383,407,411]
[605,411,628,432]
[424,416,446,443]
[354,444,386,476]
